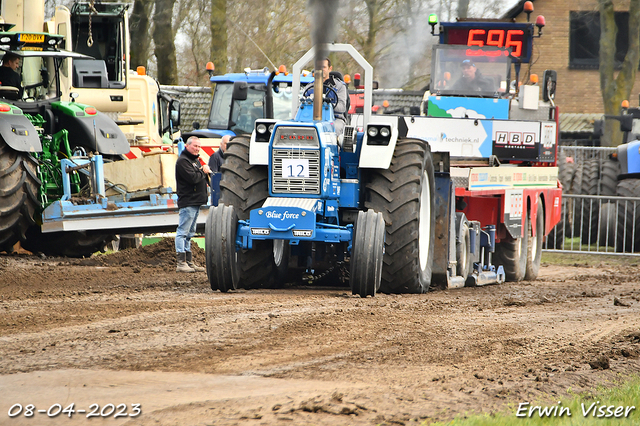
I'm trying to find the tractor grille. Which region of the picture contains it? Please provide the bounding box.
[271,149,320,194]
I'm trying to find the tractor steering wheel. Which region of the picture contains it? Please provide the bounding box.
[302,85,339,110]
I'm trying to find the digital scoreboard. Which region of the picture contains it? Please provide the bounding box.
[439,22,535,63]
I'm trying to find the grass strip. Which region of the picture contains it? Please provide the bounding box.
[425,375,640,425]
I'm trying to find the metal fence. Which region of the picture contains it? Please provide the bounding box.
[543,194,640,255]
[542,145,640,255]
[557,145,616,164]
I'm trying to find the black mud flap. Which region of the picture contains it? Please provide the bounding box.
[0,113,41,152]
[56,110,130,155]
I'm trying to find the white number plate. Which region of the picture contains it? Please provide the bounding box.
[281,159,309,178]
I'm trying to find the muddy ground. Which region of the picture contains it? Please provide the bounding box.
[1,239,640,425]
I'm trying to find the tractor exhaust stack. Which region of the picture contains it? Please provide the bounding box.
[313,57,323,121]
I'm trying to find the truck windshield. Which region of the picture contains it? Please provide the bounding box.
[208,82,295,134]
[430,45,511,98]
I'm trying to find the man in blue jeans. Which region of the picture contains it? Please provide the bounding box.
[175,136,211,272]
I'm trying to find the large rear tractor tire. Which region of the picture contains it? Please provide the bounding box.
[21,228,115,258]
[615,179,640,253]
[0,139,40,253]
[580,158,601,243]
[350,210,385,298]
[525,196,544,280]
[600,158,620,196]
[547,152,575,249]
[598,202,617,247]
[598,158,620,246]
[218,136,275,289]
[365,138,436,293]
[494,211,529,282]
[205,204,238,292]
[569,162,585,236]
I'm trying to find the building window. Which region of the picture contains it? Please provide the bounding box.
[569,11,630,69]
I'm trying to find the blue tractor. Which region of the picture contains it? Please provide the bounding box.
[205,44,391,296]
[593,109,640,252]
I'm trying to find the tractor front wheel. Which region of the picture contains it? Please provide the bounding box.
[205,204,238,292]
[350,210,385,298]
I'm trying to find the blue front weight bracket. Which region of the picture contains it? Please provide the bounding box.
[236,205,353,249]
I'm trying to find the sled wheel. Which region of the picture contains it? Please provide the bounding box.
[456,219,472,281]
[525,196,544,280]
[494,211,529,282]
[269,239,290,289]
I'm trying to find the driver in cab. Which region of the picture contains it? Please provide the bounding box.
[452,59,493,93]
[0,52,23,100]
[306,58,348,135]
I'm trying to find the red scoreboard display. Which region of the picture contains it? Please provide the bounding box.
[439,22,535,63]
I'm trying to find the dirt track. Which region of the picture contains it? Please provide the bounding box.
[1,240,640,425]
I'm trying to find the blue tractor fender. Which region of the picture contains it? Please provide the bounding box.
[618,139,640,175]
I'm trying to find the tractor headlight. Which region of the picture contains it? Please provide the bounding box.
[366,124,393,146]
[255,120,276,143]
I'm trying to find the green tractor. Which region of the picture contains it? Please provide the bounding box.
[0,27,130,256]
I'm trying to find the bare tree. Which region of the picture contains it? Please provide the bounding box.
[153,0,179,84]
[457,0,469,19]
[174,0,212,85]
[599,0,640,147]
[130,0,154,70]
[210,0,228,74]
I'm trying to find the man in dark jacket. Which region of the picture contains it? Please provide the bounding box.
[0,52,23,100]
[208,134,229,173]
[452,59,494,93]
[175,136,211,272]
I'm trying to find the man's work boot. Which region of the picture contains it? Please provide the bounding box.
[186,251,205,272]
[176,252,195,273]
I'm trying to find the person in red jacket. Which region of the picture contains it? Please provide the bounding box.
[175,136,211,272]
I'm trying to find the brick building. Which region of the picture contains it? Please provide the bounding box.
[505,0,640,136]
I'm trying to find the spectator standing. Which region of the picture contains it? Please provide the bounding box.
[175,136,210,273]
[208,134,229,173]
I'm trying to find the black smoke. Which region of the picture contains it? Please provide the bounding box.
[308,0,339,67]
